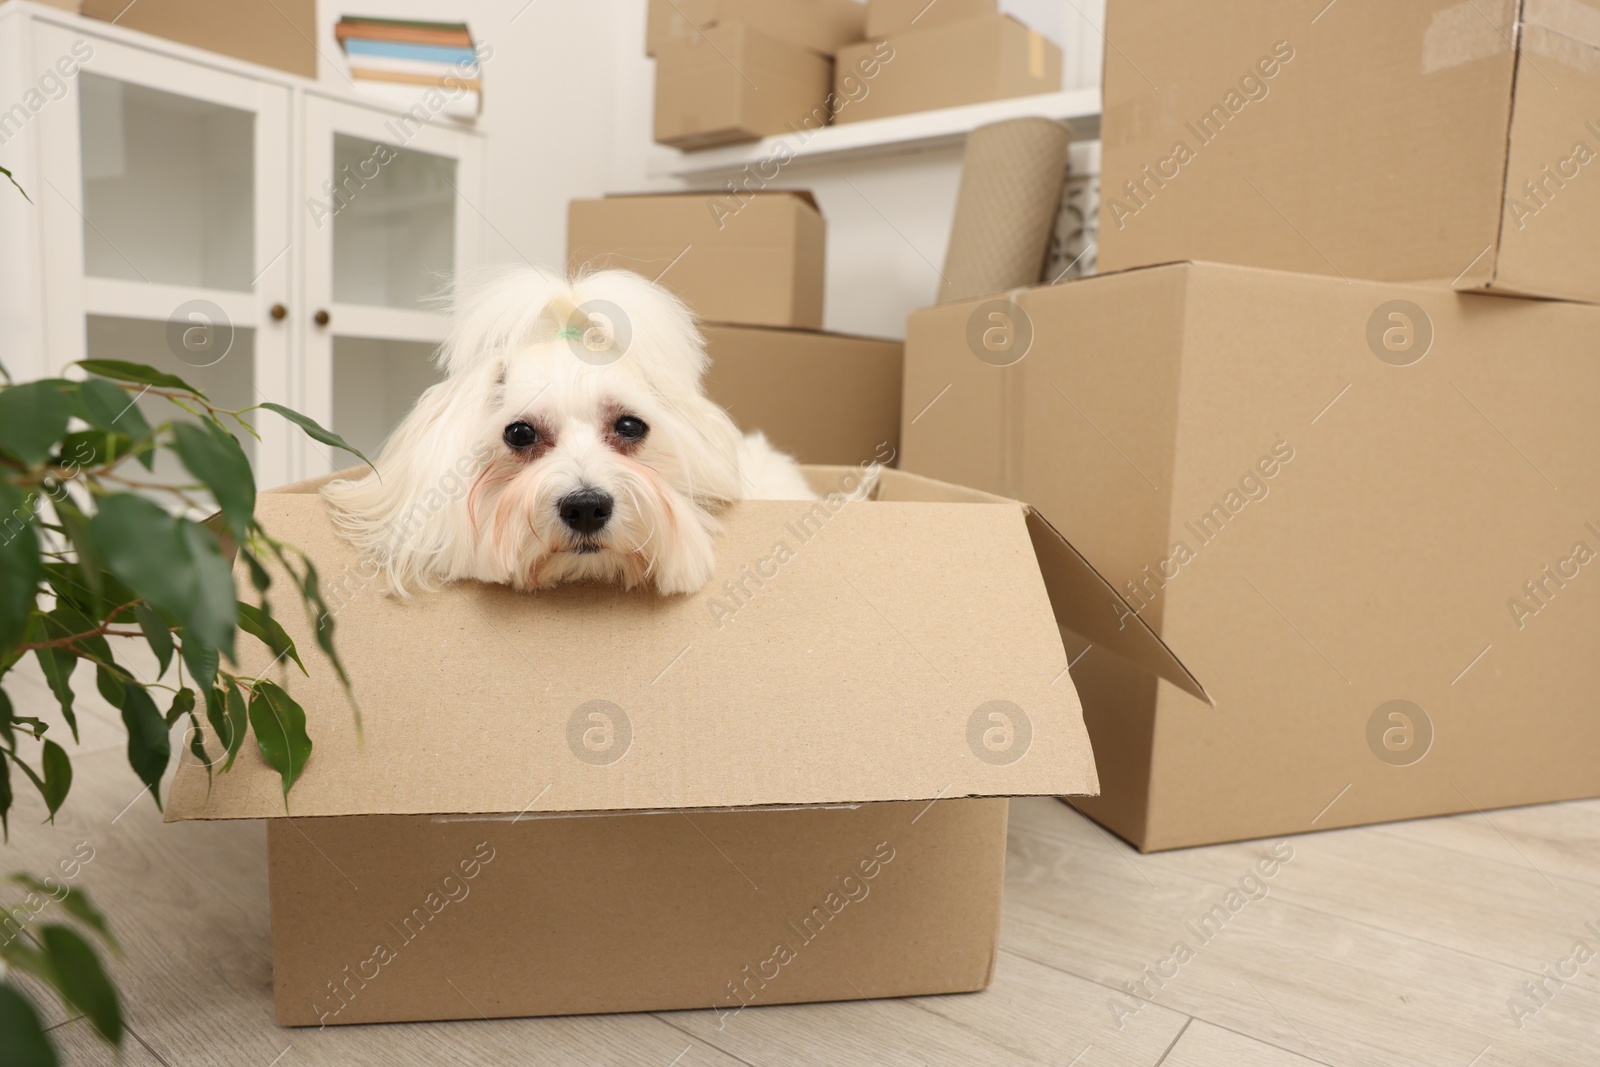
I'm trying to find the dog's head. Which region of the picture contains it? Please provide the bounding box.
[323,267,744,596]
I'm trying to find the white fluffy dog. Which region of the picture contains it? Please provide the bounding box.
[322,267,814,596]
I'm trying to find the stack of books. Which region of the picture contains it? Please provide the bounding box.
[335,16,482,121]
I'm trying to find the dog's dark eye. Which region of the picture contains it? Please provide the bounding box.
[614,415,648,441]
[503,421,539,450]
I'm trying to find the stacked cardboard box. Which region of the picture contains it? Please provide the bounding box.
[568,191,902,466]
[833,0,1061,124]
[80,0,316,76]
[902,0,1600,849]
[649,0,866,149]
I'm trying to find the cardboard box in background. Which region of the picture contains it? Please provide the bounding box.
[568,192,825,329]
[902,261,1600,850]
[167,466,1127,1023]
[1099,0,1600,304]
[645,0,867,57]
[81,0,317,77]
[866,0,995,39]
[703,324,902,466]
[834,14,1061,125]
[654,24,833,149]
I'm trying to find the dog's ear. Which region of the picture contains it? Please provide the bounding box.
[659,389,745,505]
[321,364,493,593]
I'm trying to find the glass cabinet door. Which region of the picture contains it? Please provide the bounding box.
[301,96,483,477]
[33,23,294,488]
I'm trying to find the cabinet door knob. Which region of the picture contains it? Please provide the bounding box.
[270,303,288,321]
[313,309,331,327]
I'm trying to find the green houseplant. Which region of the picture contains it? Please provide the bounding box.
[0,354,367,1064]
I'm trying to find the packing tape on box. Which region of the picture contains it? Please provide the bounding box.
[1526,0,1600,50]
[939,118,1073,305]
[1422,0,1514,73]
[1423,0,1600,72]
[1524,21,1600,69]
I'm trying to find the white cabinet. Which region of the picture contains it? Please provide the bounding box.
[0,2,486,487]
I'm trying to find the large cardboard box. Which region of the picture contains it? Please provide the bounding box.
[81,0,316,77]
[568,192,825,329]
[866,0,996,39]
[165,466,1155,1023]
[645,0,867,57]
[902,261,1600,850]
[1099,0,1600,304]
[834,14,1062,124]
[702,324,902,466]
[654,24,833,150]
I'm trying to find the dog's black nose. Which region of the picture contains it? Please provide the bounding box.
[558,488,614,535]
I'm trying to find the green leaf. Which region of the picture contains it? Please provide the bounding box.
[72,377,151,443]
[0,483,44,651]
[28,632,78,747]
[134,602,174,675]
[165,687,195,728]
[181,637,217,694]
[17,740,73,820]
[119,684,168,810]
[0,161,31,202]
[221,679,248,772]
[75,359,205,399]
[0,686,12,749]
[50,502,109,618]
[39,925,123,1046]
[259,402,373,468]
[8,877,118,954]
[248,681,312,802]
[0,982,57,1067]
[237,602,305,675]
[55,429,134,469]
[241,546,272,594]
[0,379,73,465]
[89,495,236,660]
[186,709,211,789]
[170,421,255,540]
[205,680,249,773]
[269,543,354,699]
[46,605,111,664]
[0,751,11,840]
[94,664,125,710]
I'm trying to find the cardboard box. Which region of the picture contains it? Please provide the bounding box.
[834,14,1062,124]
[702,324,902,466]
[165,465,1156,1023]
[81,0,316,78]
[568,192,825,329]
[866,0,996,39]
[1099,0,1600,304]
[646,0,867,57]
[653,24,833,149]
[902,261,1600,851]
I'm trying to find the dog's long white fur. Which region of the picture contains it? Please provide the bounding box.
[322,266,814,596]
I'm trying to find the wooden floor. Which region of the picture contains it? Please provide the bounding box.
[10,658,1600,1067]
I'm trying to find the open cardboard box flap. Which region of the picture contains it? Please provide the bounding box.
[599,189,821,214]
[164,465,1164,822]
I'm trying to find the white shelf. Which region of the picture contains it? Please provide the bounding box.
[84,278,258,329]
[649,88,1101,178]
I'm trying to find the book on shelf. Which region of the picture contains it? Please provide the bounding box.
[336,14,482,121]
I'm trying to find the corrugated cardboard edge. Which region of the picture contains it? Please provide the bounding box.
[703,320,900,345]
[596,189,822,213]
[1454,0,1600,296]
